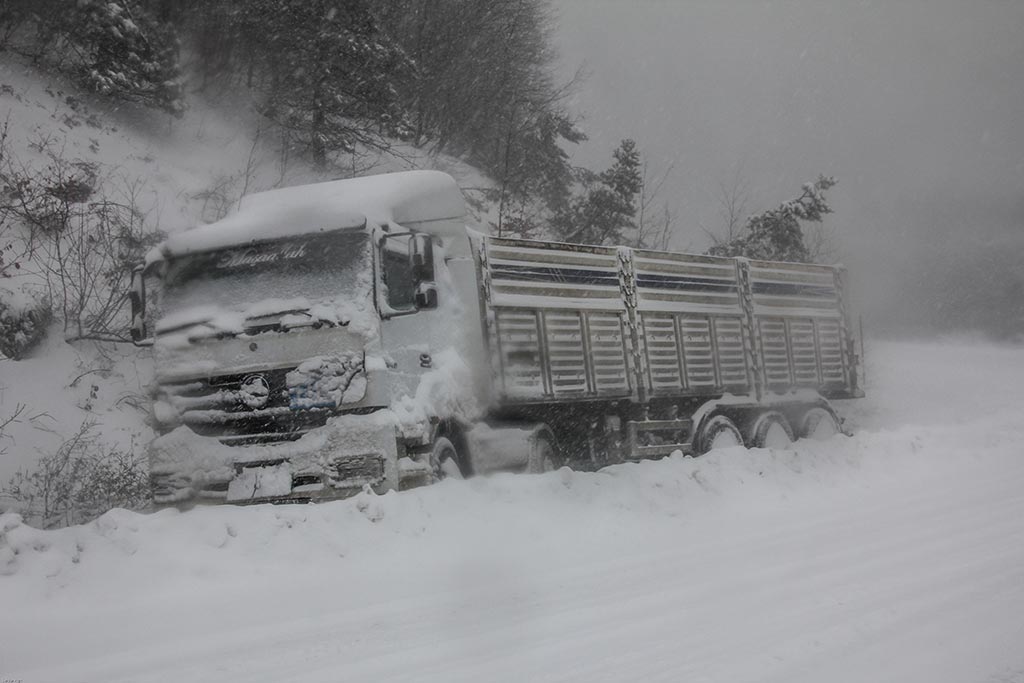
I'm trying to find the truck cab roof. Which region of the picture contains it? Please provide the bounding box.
[159,170,466,259]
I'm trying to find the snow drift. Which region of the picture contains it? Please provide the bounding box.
[1,339,1024,683]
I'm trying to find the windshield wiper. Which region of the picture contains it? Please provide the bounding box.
[243,310,347,335]
[279,310,346,331]
[186,323,241,343]
[167,309,347,342]
[159,318,213,336]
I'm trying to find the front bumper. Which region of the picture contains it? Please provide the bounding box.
[149,411,401,505]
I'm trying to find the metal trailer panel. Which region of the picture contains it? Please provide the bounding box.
[481,238,633,402]
[631,248,751,397]
[477,235,860,405]
[746,259,857,396]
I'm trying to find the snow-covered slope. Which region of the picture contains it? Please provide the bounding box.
[2,338,1023,683]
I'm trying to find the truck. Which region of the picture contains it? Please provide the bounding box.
[130,170,863,506]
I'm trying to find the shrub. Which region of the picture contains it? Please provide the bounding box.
[0,286,51,359]
[1,421,150,529]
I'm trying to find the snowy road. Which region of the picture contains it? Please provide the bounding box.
[3,339,1024,682]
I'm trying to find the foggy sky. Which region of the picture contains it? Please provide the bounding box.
[553,0,1024,334]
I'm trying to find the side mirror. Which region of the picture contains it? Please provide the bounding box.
[412,234,434,282]
[129,265,152,346]
[415,282,438,310]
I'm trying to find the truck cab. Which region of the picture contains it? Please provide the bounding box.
[132,171,487,505]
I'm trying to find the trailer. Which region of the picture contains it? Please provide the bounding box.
[476,232,861,462]
[131,170,862,505]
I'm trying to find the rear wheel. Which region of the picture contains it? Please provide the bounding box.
[696,415,743,454]
[747,411,794,449]
[430,436,466,481]
[798,407,842,441]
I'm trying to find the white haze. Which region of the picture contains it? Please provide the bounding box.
[554,0,1024,336]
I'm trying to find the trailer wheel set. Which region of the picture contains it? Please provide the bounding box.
[425,401,845,484]
[696,404,841,454]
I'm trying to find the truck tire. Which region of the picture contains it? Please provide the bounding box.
[797,407,842,441]
[696,415,743,454]
[747,411,794,449]
[527,429,562,473]
[431,436,466,481]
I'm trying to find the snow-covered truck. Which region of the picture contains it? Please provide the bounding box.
[130,170,863,505]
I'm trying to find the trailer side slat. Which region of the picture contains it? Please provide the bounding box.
[481,234,859,402]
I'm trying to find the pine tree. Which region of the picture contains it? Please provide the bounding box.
[71,0,185,115]
[556,139,643,245]
[243,0,412,167]
[0,0,184,115]
[708,175,837,263]
[374,0,583,221]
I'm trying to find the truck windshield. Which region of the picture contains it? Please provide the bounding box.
[157,230,370,332]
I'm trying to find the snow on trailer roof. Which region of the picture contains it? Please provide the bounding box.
[160,170,466,257]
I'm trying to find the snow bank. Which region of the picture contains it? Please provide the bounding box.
[2,340,1023,683]
[2,339,1022,586]
[2,404,1018,584]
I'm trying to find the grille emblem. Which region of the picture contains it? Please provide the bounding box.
[238,374,271,409]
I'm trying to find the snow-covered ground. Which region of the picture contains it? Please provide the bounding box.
[2,337,1024,683]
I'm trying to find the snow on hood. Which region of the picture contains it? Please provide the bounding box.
[159,170,465,258]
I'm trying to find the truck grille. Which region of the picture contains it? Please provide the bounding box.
[161,367,332,445]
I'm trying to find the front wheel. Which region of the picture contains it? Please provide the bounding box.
[696,415,744,454]
[430,436,467,481]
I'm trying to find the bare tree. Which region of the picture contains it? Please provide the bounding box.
[702,166,752,248]
[635,159,676,250]
[0,135,162,343]
[803,216,840,264]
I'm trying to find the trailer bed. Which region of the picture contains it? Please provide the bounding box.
[473,233,860,405]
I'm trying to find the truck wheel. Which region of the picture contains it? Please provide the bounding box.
[431,437,466,481]
[798,407,842,441]
[527,430,562,473]
[747,411,794,449]
[696,415,743,454]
